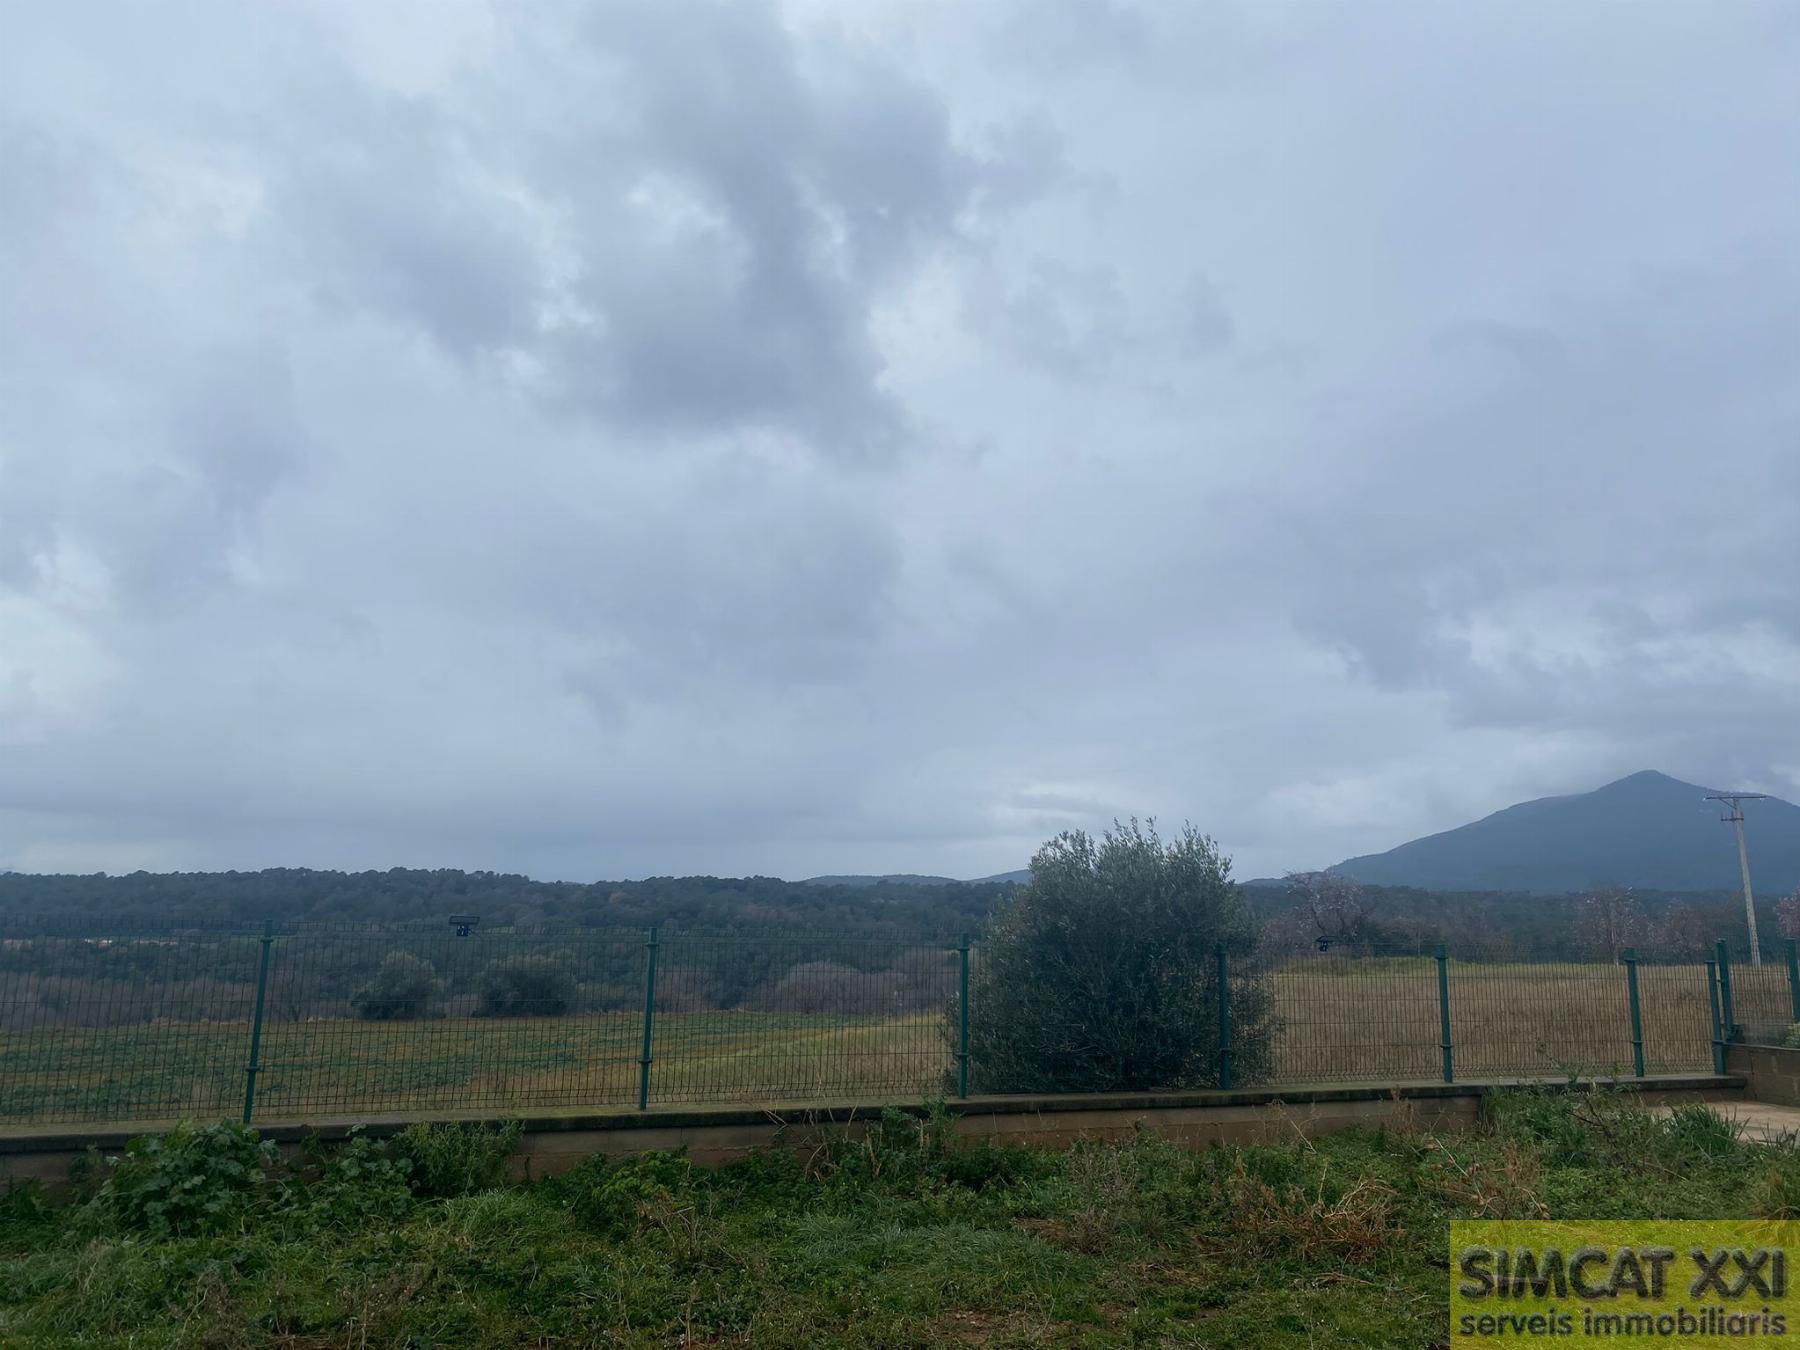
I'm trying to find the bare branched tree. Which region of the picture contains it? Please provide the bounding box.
[1575,885,1642,962]
[1284,871,1377,951]
[1654,900,1714,958]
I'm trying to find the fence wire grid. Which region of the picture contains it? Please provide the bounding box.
[0,925,1763,1130]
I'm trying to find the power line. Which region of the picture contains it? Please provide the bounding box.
[1707,792,1769,966]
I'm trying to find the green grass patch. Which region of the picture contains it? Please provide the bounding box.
[0,1091,1793,1347]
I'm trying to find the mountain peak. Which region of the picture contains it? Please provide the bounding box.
[1604,768,1683,786]
[1333,771,1800,894]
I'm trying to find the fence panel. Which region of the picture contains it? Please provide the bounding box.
[252,927,648,1120]
[0,932,262,1127]
[1720,954,1794,1045]
[1629,955,1716,1074]
[0,925,1751,1129]
[1258,947,1444,1085]
[1445,949,1636,1080]
[647,934,958,1104]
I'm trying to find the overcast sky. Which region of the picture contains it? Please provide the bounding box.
[2,1,1796,883]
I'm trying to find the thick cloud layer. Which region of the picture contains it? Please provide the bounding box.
[2,1,1796,880]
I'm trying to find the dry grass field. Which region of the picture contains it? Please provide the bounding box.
[1267,955,1732,1084]
[0,957,1769,1131]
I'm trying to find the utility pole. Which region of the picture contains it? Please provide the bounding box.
[1707,792,1769,966]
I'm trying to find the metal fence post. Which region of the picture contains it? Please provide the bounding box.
[1435,944,1453,1083]
[637,927,659,1111]
[956,934,971,1099]
[1216,943,1233,1090]
[1622,948,1644,1078]
[1705,957,1725,1075]
[1715,939,1736,1044]
[241,922,274,1126]
[1786,941,1800,1024]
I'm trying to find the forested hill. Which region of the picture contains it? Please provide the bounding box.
[0,868,1013,936]
[1334,770,1800,894]
[0,863,1766,958]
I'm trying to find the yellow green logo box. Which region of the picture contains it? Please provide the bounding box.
[1452,1221,1800,1346]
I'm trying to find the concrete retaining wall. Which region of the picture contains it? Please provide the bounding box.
[0,1073,1743,1194]
[1729,1042,1800,1105]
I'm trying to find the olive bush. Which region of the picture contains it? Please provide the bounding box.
[962,820,1272,1092]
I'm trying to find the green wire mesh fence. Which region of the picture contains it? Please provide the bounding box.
[0,925,1756,1130]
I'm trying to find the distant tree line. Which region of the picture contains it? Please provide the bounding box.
[1249,875,1785,962]
[0,863,1773,962]
[0,868,1005,939]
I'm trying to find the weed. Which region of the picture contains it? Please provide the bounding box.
[807,1101,1050,1199]
[560,1150,695,1238]
[1418,1136,1549,1219]
[1659,1102,1744,1162]
[1484,1082,1664,1170]
[390,1119,521,1198]
[80,1120,278,1238]
[0,1180,53,1239]
[1220,1152,1396,1265]
[1747,1156,1800,1219]
[283,1127,415,1226]
[1062,1128,1187,1251]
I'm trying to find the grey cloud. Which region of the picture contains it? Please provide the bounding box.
[1181,277,1234,356]
[172,344,307,523]
[243,0,1049,459]
[1280,252,1799,745]
[0,0,1795,881]
[538,473,902,696]
[278,95,546,362]
[987,0,1151,76]
[967,257,1131,379]
[1431,319,1564,376]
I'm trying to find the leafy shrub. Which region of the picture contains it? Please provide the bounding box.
[963,820,1271,1092]
[1781,1022,1800,1050]
[83,1121,278,1237]
[938,1138,1038,1191]
[1483,1084,1631,1168]
[351,951,444,1021]
[562,1151,695,1238]
[476,955,576,1017]
[286,1129,415,1225]
[392,1120,521,1198]
[0,1180,53,1240]
[837,1105,957,1185]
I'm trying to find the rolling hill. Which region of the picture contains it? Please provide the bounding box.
[1332,770,1800,895]
[799,870,1031,887]
[798,873,959,887]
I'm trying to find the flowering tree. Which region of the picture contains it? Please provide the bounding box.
[1575,885,1643,962]
[1777,887,1800,942]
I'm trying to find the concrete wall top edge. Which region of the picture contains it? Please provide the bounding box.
[0,1074,1743,1155]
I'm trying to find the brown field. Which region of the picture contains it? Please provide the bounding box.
[0,957,1770,1132]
